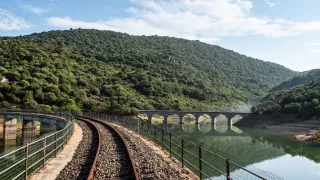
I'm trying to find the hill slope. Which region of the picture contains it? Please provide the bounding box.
[255,80,320,118]
[270,69,320,92]
[0,29,297,113]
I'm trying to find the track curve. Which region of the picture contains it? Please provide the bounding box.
[56,118,100,180]
[77,117,139,180]
[76,117,101,180]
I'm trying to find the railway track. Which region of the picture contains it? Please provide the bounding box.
[85,117,139,180]
[82,118,187,180]
[57,117,139,180]
[56,118,100,180]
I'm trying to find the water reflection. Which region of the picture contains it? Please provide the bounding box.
[158,123,320,179]
[164,123,246,136]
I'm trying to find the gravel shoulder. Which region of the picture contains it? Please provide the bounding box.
[55,120,99,180]
[111,123,198,180]
[29,122,83,180]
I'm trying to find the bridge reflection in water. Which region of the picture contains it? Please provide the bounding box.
[159,122,244,136]
[138,111,246,136]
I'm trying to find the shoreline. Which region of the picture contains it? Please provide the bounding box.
[264,120,320,134]
[264,120,320,143]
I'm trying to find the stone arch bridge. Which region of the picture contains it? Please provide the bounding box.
[138,110,252,125]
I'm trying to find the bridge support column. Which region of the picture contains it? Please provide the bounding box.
[163,116,168,124]
[211,117,216,125]
[148,116,152,124]
[227,118,232,131]
[3,117,17,140]
[195,116,200,124]
[22,120,36,145]
[179,116,184,124]
[40,122,56,134]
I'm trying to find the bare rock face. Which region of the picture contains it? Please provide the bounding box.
[295,130,320,143]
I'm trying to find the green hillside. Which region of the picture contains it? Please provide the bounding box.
[0,29,297,113]
[270,69,320,92]
[255,80,320,118]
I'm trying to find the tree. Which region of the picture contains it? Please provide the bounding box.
[283,103,302,114]
[4,71,20,81]
[44,92,57,104]
[60,83,72,94]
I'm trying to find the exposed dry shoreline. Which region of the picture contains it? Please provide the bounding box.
[265,120,320,134]
[265,120,320,143]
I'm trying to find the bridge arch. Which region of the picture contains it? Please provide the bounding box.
[230,115,244,125]
[167,114,180,125]
[214,114,229,124]
[137,113,149,121]
[182,114,196,125]
[151,114,164,124]
[229,115,244,134]
[198,114,212,133]
[214,115,228,133]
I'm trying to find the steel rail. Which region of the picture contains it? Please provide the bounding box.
[79,117,140,180]
[75,117,101,180]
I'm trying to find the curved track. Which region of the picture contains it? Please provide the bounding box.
[56,118,100,180]
[76,117,139,180]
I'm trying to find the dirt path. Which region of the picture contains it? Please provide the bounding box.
[29,122,83,180]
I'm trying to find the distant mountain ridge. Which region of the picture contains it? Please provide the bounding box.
[270,69,320,92]
[0,29,297,113]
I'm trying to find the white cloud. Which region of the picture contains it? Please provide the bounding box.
[311,49,320,53]
[46,0,320,42]
[21,4,48,15]
[264,0,282,8]
[0,9,33,30]
[310,42,320,46]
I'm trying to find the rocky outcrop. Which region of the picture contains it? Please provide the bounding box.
[295,130,320,143]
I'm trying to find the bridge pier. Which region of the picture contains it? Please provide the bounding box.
[211,117,216,125]
[22,120,36,145]
[40,122,56,134]
[147,116,152,124]
[3,117,17,140]
[194,115,200,124]
[227,117,233,131]
[163,116,168,124]
[179,116,184,124]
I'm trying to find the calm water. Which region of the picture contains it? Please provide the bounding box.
[0,132,40,154]
[0,134,24,153]
[158,123,320,180]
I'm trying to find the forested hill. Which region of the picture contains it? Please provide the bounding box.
[255,80,320,119]
[270,69,320,92]
[0,29,297,113]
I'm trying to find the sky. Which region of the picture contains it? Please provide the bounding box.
[0,0,319,72]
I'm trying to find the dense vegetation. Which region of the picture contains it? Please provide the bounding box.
[270,69,320,92]
[0,29,297,114]
[254,80,320,118]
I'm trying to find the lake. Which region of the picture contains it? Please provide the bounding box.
[157,123,320,180]
[0,131,40,154]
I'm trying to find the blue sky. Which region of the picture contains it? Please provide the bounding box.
[0,0,319,72]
